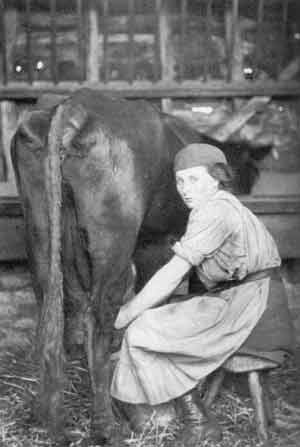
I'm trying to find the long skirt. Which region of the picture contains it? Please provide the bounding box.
[110,278,270,405]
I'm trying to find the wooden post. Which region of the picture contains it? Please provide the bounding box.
[25,0,34,83]
[204,369,226,408]
[3,7,18,83]
[77,0,85,82]
[127,0,135,83]
[50,0,58,84]
[203,0,213,82]
[248,371,269,441]
[226,0,244,110]
[153,0,162,83]
[87,0,100,82]
[179,0,187,82]
[102,0,109,82]
[277,0,289,78]
[159,0,176,112]
[0,101,18,196]
[226,0,240,83]
[0,0,7,84]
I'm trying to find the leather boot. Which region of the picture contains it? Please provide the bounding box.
[111,398,152,433]
[177,388,222,445]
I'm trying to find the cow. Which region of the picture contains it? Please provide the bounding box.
[11,88,270,445]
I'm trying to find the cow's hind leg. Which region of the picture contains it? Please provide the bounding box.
[85,311,114,445]
[84,260,136,445]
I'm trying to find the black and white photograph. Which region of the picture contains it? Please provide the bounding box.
[0,1,299,446]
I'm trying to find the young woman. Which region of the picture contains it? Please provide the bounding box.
[110,143,293,443]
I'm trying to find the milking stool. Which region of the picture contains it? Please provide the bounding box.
[203,352,287,442]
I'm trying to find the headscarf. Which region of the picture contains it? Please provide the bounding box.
[174,143,227,172]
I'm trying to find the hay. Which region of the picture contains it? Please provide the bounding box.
[0,350,299,447]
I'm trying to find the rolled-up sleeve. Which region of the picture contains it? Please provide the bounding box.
[172,203,233,266]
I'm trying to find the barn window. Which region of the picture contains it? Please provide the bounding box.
[0,0,299,90]
[1,0,85,83]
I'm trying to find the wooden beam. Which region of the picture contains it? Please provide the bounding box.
[159,0,176,112]
[179,0,187,81]
[277,0,289,77]
[0,196,299,260]
[0,80,300,99]
[127,0,135,83]
[76,0,85,82]
[153,0,161,82]
[87,0,100,82]
[0,101,18,195]
[3,7,18,84]
[102,0,109,82]
[50,0,58,84]
[25,0,33,84]
[1,196,299,217]
[0,0,7,84]
[204,0,213,82]
[0,216,26,261]
[227,0,240,82]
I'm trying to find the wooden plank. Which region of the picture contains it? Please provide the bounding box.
[255,0,264,75]
[99,33,153,43]
[0,210,298,261]
[242,196,300,215]
[15,30,154,47]
[227,0,240,82]
[0,0,7,84]
[0,80,300,99]
[0,182,19,197]
[225,0,244,111]
[159,0,176,113]
[279,57,300,81]
[277,0,289,77]
[179,0,187,81]
[0,217,26,261]
[210,96,270,141]
[2,196,300,218]
[252,170,300,197]
[0,101,18,195]
[0,195,299,260]
[15,12,153,33]
[76,0,85,82]
[260,214,300,259]
[153,0,161,82]
[87,0,100,82]
[102,0,109,82]
[50,0,58,84]
[25,0,33,84]
[127,0,135,83]
[3,7,18,84]
[204,0,213,82]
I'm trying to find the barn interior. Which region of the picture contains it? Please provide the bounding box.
[0,1,299,446]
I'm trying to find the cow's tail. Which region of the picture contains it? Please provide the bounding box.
[38,103,65,436]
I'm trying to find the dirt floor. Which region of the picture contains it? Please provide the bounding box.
[0,263,300,447]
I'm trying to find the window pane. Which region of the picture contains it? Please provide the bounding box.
[240,0,300,81]
[6,0,84,82]
[98,0,157,82]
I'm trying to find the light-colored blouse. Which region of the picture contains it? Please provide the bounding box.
[173,190,281,289]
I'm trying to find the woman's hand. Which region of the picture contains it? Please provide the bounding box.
[114,255,191,330]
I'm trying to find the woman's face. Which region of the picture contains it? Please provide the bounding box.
[176,166,219,209]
